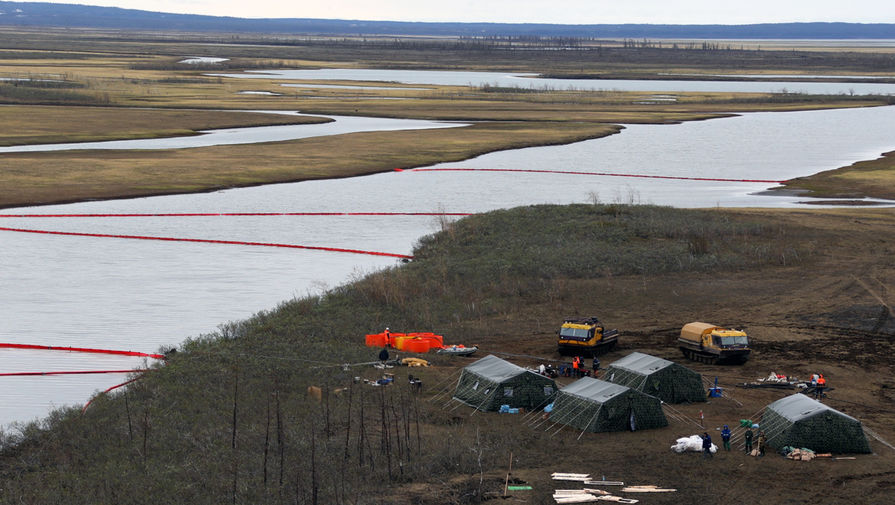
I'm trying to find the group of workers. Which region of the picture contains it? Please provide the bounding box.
[562,356,600,377]
[703,425,766,458]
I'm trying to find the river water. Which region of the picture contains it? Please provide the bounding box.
[0,114,461,153]
[2,104,894,428]
[212,68,895,95]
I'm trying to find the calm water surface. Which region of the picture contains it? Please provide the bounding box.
[0,114,460,153]
[2,105,895,427]
[212,68,895,95]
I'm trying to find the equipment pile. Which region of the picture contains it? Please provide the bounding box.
[782,447,817,461]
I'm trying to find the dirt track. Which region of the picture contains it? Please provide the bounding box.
[415,208,895,505]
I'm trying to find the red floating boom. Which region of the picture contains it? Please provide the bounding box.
[0,369,148,377]
[82,376,145,413]
[0,342,166,359]
[0,212,473,218]
[406,167,788,184]
[0,227,414,259]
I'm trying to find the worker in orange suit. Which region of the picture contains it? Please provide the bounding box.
[815,374,826,400]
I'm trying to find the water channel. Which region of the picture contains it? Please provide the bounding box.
[212,68,895,95]
[0,114,460,153]
[2,100,895,428]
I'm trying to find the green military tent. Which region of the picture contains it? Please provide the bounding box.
[760,394,871,454]
[453,355,558,412]
[548,377,668,433]
[602,352,705,404]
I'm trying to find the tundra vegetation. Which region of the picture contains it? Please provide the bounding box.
[1,203,894,504]
[1,27,894,207]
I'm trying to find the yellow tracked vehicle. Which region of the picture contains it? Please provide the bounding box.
[678,322,750,364]
[557,316,619,357]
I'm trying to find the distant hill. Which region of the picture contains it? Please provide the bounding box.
[1,1,894,39]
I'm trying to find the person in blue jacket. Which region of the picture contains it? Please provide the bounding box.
[702,432,713,458]
[721,425,732,451]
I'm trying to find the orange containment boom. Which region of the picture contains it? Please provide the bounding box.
[364,331,445,353]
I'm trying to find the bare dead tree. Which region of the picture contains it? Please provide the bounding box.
[263,391,271,486]
[231,366,239,505]
[343,383,352,462]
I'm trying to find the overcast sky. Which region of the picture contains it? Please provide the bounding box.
[19,1,895,24]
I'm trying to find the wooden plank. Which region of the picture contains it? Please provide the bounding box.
[622,486,676,493]
[552,472,590,477]
[554,489,608,496]
[554,495,601,504]
[584,480,625,486]
[554,490,638,504]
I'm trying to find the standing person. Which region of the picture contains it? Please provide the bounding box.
[592,357,600,377]
[572,356,580,378]
[702,432,713,459]
[378,346,390,364]
[721,425,732,451]
[744,427,754,454]
[816,374,826,400]
[757,431,766,457]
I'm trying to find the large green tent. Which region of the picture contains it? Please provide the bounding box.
[549,377,668,433]
[453,355,557,412]
[602,352,705,404]
[760,394,871,454]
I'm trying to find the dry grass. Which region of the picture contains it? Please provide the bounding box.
[0,121,621,208]
[778,150,895,200]
[0,106,327,145]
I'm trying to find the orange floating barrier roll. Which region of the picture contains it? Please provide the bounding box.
[414,332,444,348]
[404,339,431,354]
[394,336,417,351]
[365,330,445,351]
[365,333,388,347]
[388,333,408,348]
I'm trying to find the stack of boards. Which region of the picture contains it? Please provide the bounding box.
[551,473,676,504]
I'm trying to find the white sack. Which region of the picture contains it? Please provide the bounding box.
[671,435,717,454]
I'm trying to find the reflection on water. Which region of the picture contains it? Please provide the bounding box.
[2,105,895,427]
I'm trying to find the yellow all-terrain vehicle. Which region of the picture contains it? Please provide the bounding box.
[557,316,619,357]
[678,322,750,364]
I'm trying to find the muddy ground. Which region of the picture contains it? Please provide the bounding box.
[401,208,895,505]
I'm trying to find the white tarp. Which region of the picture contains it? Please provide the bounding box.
[671,435,717,454]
